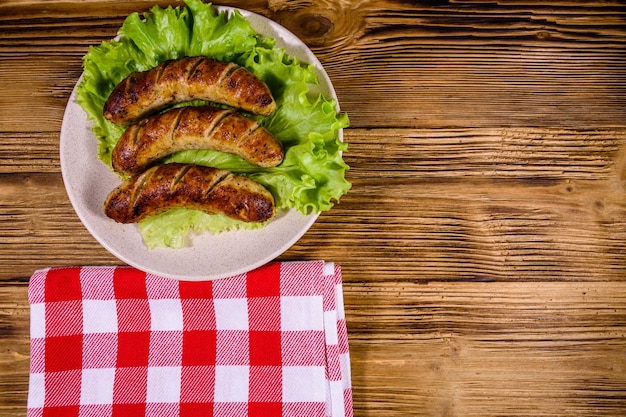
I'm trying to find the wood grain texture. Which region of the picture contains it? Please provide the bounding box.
[346,280,626,416]
[1,0,626,416]
[264,0,626,128]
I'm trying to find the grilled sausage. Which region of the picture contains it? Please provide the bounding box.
[104,163,274,223]
[112,106,283,175]
[103,56,277,125]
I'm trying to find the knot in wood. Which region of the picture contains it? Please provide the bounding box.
[298,13,334,39]
[536,31,551,40]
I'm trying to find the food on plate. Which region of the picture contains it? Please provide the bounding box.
[112,106,284,175]
[104,163,275,224]
[103,56,277,125]
[77,0,351,248]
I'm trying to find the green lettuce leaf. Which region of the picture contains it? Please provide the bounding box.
[138,208,267,249]
[76,0,350,248]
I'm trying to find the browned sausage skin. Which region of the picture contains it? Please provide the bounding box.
[104,163,275,223]
[111,106,284,175]
[103,56,277,125]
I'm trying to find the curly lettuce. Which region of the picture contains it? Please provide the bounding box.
[76,0,350,248]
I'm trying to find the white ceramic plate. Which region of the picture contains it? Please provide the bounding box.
[60,6,341,281]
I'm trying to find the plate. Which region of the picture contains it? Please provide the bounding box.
[60,6,341,281]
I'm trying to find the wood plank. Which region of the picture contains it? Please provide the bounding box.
[1,1,625,129]
[2,125,626,281]
[345,127,626,180]
[1,126,626,281]
[0,172,120,278]
[0,57,81,133]
[346,280,626,416]
[2,127,626,177]
[0,282,29,417]
[2,280,626,416]
[293,179,626,282]
[0,133,60,173]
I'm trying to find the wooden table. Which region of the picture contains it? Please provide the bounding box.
[2,0,626,415]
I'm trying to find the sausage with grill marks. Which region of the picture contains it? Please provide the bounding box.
[111,106,284,175]
[104,163,275,223]
[103,56,277,125]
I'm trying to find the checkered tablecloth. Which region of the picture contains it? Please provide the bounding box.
[27,261,352,417]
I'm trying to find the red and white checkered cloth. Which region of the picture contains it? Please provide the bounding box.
[27,261,352,417]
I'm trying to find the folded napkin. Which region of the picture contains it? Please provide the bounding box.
[27,261,352,417]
